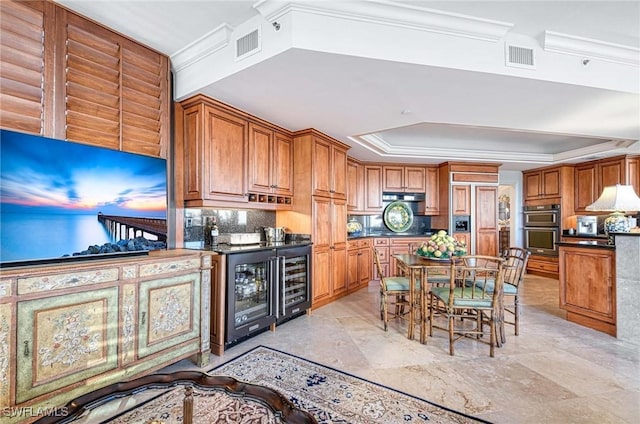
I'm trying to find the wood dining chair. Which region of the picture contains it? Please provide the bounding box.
[428,255,506,357]
[373,247,414,331]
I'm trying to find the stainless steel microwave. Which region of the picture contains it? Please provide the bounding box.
[523,204,560,227]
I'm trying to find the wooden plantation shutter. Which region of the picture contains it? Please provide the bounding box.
[61,10,169,157]
[0,0,48,135]
[121,39,168,158]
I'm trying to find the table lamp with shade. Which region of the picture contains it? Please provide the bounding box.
[585,184,640,243]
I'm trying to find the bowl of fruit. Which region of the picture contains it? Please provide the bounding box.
[416,230,467,260]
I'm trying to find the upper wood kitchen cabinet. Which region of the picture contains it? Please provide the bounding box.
[423,166,440,215]
[523,166,576,207]
[178,95,248,205]
[0,0,170,158]
[574,156,640,213]
[383,165,426,192]
[248,123,293,197]
[347,158,365,212]
[311,134,348,199]
[364,165,384,212]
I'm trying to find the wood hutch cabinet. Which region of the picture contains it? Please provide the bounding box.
[0,251,213,423]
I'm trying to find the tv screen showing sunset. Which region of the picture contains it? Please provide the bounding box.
[0,129,168,263]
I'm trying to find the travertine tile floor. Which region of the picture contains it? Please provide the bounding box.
[163,274,640,423]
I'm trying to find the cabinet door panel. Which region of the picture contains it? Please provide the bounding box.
[405,166,426,192]
[599,159,624,188]
[332,245,347,295]
[542,169,560,196]
[313,197,331,248]
[574,164,597,212]
[312,137,332,197]
[365,166,383,211]
[312,248,331,301]
[248,123,272,193]
[358,247,372,285]
[452,185,470,215]
[524,172,541,200]
[561,248,615,322]
[475,186,498,256]
[347,160,363,211]
[138,273,201,358]
[424,167,439,214]
[204,107,247,201]
[332,146,348,199]
[273,131,293,196]
[16,287,119,403]
[383,166,404,191]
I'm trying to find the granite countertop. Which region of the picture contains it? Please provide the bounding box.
[562,233,608,239]
[185,240,312,254]
[556,240,615,250]
[347,230,445,240]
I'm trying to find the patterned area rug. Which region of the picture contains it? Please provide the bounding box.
[210,346,490,424]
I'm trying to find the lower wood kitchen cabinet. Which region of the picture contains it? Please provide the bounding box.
[559,244,616,336]
[347,238,372,292]
[0,250,213,423]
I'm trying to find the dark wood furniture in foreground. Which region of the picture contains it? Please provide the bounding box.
[34,371,317,424]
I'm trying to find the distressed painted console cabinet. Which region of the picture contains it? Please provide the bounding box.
[0,250,213,423]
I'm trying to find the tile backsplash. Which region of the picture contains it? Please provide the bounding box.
[184,208,276,242]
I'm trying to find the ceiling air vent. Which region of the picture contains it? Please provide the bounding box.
[505,44,535,69]
[235,28,261,60]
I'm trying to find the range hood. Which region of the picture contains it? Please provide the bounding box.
[382,192,426,202]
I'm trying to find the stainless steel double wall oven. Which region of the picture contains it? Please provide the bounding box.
[523,204,560,256]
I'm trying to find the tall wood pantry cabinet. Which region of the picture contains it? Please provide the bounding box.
[281,129,349,308]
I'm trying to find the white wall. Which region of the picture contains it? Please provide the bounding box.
[499,170,524,248]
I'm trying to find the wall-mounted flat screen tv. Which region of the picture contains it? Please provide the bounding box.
[0,129,168,268]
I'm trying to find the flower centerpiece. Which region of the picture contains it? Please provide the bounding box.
[416,230,466,259]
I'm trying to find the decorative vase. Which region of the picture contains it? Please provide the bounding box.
[604,211,629,245]
[604,211,630,234]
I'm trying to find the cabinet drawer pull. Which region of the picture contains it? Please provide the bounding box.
[24,341,29,357]
[141,311,146,325]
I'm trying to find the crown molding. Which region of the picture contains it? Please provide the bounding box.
[254,0,513,42]
[544,30,639,67]
[351,134,552,163]
[351,134,638,166]
[171,23,234,72]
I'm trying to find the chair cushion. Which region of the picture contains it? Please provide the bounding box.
[473,279,517,295]
[430,286,493,308]
[383,276,420,291]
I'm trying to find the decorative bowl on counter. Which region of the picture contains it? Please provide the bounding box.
[416,230,466,259]
[347,218,363,236]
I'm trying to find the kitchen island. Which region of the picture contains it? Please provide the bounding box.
[557,233,640,340]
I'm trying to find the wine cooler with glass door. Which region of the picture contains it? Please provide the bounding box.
[225,245,311,347]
